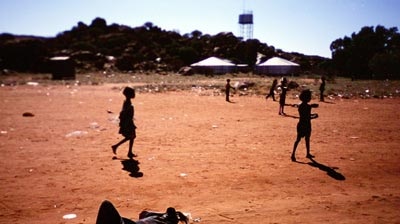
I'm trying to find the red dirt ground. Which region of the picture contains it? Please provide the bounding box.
[0,84,399,223]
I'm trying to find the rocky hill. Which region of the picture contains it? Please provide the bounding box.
[0,17,329,74]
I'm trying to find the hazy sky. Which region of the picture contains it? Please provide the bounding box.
[1,0,399,58]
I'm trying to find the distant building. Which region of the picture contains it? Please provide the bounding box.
[49,56,75,80]
[256,57,300,75]
[191,56,237,74]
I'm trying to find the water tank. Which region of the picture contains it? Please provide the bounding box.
[238,14,253,24]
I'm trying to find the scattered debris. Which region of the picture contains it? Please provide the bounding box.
[89,122,100,129]
[62,213,77,220]
[26,81,39,86]
[108,115,119,124]
[178,66,193,76]
[65,131,88,137]
[233,81,255,90]
[193,217,202,222]
[179,173,188,177]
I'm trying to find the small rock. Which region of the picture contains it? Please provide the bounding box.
[22,112,35,117]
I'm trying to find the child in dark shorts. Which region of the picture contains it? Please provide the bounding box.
[291,89,319,162]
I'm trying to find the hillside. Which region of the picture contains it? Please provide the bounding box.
[0,17,328,75]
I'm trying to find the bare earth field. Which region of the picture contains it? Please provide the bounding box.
[0,82,399,223]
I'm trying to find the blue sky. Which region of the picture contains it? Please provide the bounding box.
[0,0,399,58]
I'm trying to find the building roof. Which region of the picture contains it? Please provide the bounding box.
[257,57,299,66]
[50,56,70,61]
[191,56,235,66]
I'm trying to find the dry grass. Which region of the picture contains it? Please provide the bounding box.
[1,72,400,99]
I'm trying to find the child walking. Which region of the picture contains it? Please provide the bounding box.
[265,79,278,101]
[112,87,137,158]
[291,89,319,162]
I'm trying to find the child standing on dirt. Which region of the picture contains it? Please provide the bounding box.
[266,79,278,101]
[319,76,326,102]
[291,89,319,162]
[112,87,137,159]
[278,77,288,115]
[225,79,235,102]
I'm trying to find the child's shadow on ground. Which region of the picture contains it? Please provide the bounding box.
[295,158,345,181]
[113,157,143,178]
[121,159,143,178]
[322,101,336,104]
[283,114,299,119]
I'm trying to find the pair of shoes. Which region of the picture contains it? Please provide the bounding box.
[127,152,137,159]
[306,154,315,159]
[111,145,117,154]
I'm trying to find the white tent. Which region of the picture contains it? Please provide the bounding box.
[191,56,236,74]
[256,57,300,75]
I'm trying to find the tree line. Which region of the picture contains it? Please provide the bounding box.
[330,25,400,79]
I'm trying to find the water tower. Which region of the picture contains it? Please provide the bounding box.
[238,11,253,40]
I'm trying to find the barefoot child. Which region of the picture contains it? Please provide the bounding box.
[319,76,326,102]
[265,79,278,101]
[225,79,235,102]
[291,89,319,162]
[278,77,288,115]
[112,87,137,158]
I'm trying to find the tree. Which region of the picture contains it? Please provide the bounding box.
[330,25,400,79]
[90,17,107,28]
[369,51,400,79]
[0,38,48,72]
[190,30,202,39]
[143,22,154,30]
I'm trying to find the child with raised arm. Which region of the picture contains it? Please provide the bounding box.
[291,89,319,162]
[112,87,137,159]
